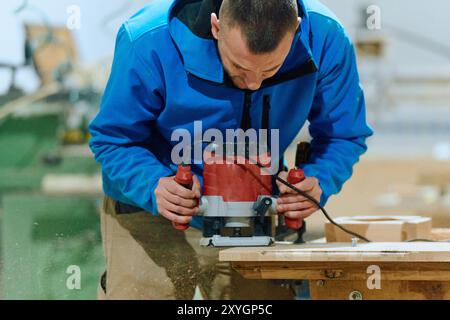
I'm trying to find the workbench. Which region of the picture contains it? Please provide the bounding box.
[220,241,450,300]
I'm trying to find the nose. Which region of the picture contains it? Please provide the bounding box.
[244,72,263,91]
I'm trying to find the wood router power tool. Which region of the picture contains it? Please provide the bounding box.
[173,142,311,247]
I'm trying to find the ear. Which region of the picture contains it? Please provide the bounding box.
[211,12,220,40]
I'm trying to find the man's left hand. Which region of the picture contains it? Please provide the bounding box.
[276,171,323,221]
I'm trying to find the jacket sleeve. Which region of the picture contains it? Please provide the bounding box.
[302,25,374,206]
[89,24,172,214]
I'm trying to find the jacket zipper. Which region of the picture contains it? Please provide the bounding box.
[240,91,252,130]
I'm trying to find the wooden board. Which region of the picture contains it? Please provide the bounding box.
[219,242,450,263]
[41,174,102,196]
[230,261,450,281]
[309,228,450,244]
[325,216,432,242]
[310,280,450,300]
[221,234,450,300]
[25,25,78,85]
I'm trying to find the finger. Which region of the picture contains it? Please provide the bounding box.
[162,189,198,208]
[192,175,201,198]
[166,180,197,199]
[278,171,288,178]
[277,181,297,195]
[277,201,314,213]
[299,207,318,218]
[295,177,317,192]
[284,209,316,220]
[275,171,288,184]
[278,190,321,205]
[276,172,290,190]
[161,198,198,216]
[160,209,192,225]
[277,194,307,204]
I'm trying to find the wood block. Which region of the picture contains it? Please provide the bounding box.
[430,228,450,241]
[417,205,450,228]
[325,216,432,242]
[220,242,450,263]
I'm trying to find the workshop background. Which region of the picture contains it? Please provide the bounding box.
[0,0,449,299]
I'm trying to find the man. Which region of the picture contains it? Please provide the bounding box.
[89,0,373,300]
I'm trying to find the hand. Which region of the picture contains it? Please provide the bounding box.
[154,175,201,225]
[276,171,322,221]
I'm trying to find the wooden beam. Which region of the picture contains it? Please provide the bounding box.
[220,242,450,263]
[232,261,450,281]
[41,174,102,196]
[220,234,450,300]
[310,280,450,300]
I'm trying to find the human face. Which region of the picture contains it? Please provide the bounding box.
[211,13,299,91]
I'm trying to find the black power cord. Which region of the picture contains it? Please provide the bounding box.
[263,163,449,244]
[273,172,371,243]
[407,238,450,243]
[207,143,444,244]
[242,157,372,243]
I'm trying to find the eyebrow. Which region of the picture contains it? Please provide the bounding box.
[231,60,282,73]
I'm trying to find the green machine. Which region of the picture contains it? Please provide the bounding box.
[0,110,105,299]
[0,3,106,298]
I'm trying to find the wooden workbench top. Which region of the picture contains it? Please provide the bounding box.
[219,242,450,263]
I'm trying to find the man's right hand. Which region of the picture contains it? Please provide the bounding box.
[154,175,201,225]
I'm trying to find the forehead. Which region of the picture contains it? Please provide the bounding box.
[221,26,284,68]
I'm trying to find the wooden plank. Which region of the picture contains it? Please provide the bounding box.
[25,25,78,85]
[232,261,450,281]
[219,242,450,263]
[300,228,450,243]
[310,280,450,300]
[41,174,102,196]
[222,234,450,300]
[0,84,61,123]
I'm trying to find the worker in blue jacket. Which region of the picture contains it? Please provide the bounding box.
[89,0,373,300]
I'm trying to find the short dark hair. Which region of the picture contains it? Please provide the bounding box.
[220,0,299,54]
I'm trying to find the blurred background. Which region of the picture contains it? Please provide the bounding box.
[0,0,449,299]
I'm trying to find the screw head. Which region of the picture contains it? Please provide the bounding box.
[349,290,363,300]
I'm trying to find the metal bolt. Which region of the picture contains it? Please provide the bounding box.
[349,290,363,300]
